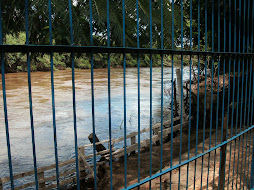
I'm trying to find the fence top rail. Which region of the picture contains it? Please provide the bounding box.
[1,45,254,57]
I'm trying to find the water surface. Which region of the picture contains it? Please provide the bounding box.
[0,67,191,187]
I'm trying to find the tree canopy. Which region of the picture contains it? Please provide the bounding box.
[2,0,186,48]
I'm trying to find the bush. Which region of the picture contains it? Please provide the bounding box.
[75,57,91,69]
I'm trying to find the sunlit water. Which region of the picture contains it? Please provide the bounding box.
[0,67,192,188]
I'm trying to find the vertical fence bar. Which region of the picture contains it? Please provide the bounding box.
[250,2,254,186]
[107,50,112,190]
[236,47,244,190]
[212,0,221,187]
[251,78,254,189]
[200,0,208,187]
[106,0,113,189]
[232,61,241,188]
[248,129,253,188]
[246,67,253,188]
[186,0,192,188]
[236,0,242,139]
[68,1,80,189]
[89,0,97,189]
[250,1,254,126]
[227,0,236,188]
[224,0,232,188]
[243,0,249,132]
[25,0,39,189]
[160,0,164,189]
[242,1,250,187]
[226,0,232,143]
[194,0,201,188]
[137,52,141,186]
[243,67,250,189]
[237,0,246,187]
[136,0,141,186]
[149,0,153,188]
[235,72,243,188]
[251,2,254,188]
[122,0,127,188]
[251,129,254,188]
[219,4,229,188]
[178,0,183,189]
[206,0,215,188]
[251,54,254,188]
[231,0,242,187]
[247,1,254,188]
[170,1,174,189]
[220,0,226,141]
[246,56,253,190]
[241,0,246,136]
[251,62,254,188]
[247,0,253,132]
[0,1,14,189]
[239,0,245,131]
[48,0,60,188]
[218,0,227,188]
[212,57,220,189]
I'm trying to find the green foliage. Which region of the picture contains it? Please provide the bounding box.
[35,54,52,71]
[75,56,91,69]
[6,33,26,44]
[4,33,26,72]
[2,0,185,48]
[5,32,170,72]
[5,53,26,72]
[1,0,26,37]
[7,0,248,73]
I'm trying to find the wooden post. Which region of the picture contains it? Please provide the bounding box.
[79,147,87,179]
[79,147,85,171]
[153,128,159,135]
[154,128,160,145]
[78,149,95,178]
[173,80,177,117]
[38,171,45,188]
[176,68,186,121]
[108,141,115,154]
[186,82,188,99]
[130,136,136,155]
[111,142,115,158]
[108,141,115,163]
[218,117,227,190]
[88,133,106,153]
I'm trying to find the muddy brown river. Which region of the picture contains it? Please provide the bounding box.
[0,67,191,188]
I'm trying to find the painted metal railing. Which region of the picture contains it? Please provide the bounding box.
[0,0,254,190]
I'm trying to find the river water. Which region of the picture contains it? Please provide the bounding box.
[0,67,191,187]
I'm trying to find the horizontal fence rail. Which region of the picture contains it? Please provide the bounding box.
[0,0,254,190]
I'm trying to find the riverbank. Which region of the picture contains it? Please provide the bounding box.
[70,119,252,190]
[69,70,252,189]
[3,34,195,73]
[3,53,171,73]
[4,33,199,73]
